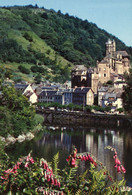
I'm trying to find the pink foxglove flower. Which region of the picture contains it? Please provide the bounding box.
[5,169,12,173]
[58,181,60,188]
[115,158,121,165]
[121,165,126,173]
[51,177,54,185]
[66,155,71,162]
[54,178,58,185]
[25,162,29,168]
[47,175,50,182]
[30,157,34,164]
[71,158,76,167]
[117,166,121,173]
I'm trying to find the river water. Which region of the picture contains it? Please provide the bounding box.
[6,124,132,187]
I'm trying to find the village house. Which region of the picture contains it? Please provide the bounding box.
[102,92,123,112]
[71,65,88,88]
[54,91,64,105]
[14,83,38,104]
[63,88,74,105]
[98,86,109,106]
[38,90,57,103]
[72,87,94,106]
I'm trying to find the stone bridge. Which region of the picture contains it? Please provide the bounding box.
[37,109,132,129]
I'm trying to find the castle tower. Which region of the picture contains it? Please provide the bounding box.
[106,39,116,56]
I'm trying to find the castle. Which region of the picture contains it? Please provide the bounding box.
[71,39,130,94]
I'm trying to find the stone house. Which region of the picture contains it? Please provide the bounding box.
[98,86,109,106]
[102,92,123,112]
[63,88,74,105]
[54,91,64,105]
[72,87,94,106]
[38,90,57,103]
[71,65,88,88]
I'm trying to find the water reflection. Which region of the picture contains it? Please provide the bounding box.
[6,126,132,187]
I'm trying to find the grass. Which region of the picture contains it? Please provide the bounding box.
[0,62,34,82]
[0,7,74,82]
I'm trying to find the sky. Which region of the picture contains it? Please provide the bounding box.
[0,0,132,46]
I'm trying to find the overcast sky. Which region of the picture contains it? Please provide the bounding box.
[0,0,132,46]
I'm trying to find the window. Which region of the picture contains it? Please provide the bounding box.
[104,74,106,77]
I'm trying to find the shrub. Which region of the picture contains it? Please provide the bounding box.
[33,114,44,126]
[117,108,124,113]
[23,32,33,42]
[18,65,30,74]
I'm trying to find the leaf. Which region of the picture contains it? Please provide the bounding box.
[52,152,60,176]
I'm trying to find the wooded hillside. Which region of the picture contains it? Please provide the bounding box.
[0,5,131,83]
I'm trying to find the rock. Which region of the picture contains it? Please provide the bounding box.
[26,132,34,141]
[6,134,16,144]
[17,134,26,143]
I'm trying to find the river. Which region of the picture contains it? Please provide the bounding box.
[6,124,132,187]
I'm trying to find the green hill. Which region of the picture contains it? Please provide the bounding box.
[0,5,131,83]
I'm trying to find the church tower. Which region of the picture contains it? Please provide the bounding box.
[106,39,116,56]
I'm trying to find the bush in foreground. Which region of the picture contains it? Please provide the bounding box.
[0,146,131,194]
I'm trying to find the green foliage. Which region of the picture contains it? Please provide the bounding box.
[0,67,13,81]
[117,108,124,113]
[0,84,36,137]
[92,105,111,112]
[106,80,114,86]
[0,148,131,194]
[18,65,30,74]
[122,69,132,114]
[0,143,131,195]
[33,114,44,126]
[52,152,60,176]
[37,102,112,113]
[34,73,42,84]
[0,38,35,64]
[23,31,33,42]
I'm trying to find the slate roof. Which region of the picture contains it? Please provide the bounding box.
[73,65,87,71]
[87,67,94,73]
[116,51,129,57]
[39,90,57,97]
[54,91,63,96]
[74,87,91,93]
[14,84,28,89]
[42,86,56,91]
[98,86,109,92]
[102,93,116,100]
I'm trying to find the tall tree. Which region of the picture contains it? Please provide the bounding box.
[122,69,132,114]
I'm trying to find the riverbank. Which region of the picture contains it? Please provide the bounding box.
[0,123,43,146]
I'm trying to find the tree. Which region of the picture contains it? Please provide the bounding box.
[0,84,35,137]
[34,73,42,84]
[18,65,30,74]
[122,69,132,114]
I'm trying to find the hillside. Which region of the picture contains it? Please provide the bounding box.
[0,5,131,83]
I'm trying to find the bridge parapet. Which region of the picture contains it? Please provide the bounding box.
[37,109,132,129]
